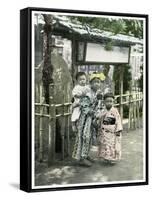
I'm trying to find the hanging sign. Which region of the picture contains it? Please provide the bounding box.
[85,43,130,63]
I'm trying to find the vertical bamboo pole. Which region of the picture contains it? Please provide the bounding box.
[128,92,131,132]
[66,105,70,157]
[39,84,43,162]
[133,88,137,129]
[53,101,56,160]
[61,87,65,160]
[141,92,143,128]
[136,92,140,128]
[133,102,137,129]
[48,84,56,166]
[131,94,134,129]
[61,122,65,160]
[119,66,124,121]
[132,93,135,129]
[128,80,133,131]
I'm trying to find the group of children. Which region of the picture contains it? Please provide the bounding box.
[71,71,123,167]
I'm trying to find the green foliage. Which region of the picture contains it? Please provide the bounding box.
[104,40,114,51]
[123,104,129,118]
[123,64,132,92]
[138,65,143,91]
[113,64,131,95]
[123,19,143,39]
[69,16,143,38]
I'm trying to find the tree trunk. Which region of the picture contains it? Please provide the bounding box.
[42,14,54,104]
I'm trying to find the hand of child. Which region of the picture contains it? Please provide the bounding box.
[72,124,78,134]
[96,112,102,119]
[115,131,121,136]
[72,100,80,108]
[88,110,94,116]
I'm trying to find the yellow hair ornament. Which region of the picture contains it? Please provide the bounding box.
[90,73,106,81]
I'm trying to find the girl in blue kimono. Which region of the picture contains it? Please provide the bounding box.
[72,73,105,167]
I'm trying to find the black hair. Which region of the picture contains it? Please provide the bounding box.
[90,77,101,83]
[103,92,115,100]
[75,71,86,80]
[89,72,101,83]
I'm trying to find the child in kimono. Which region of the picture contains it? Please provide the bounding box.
[71,72,90,133]
[72,74,104,167]
[97,92,123,163]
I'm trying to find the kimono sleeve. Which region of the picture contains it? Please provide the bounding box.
[72,86,83,97]
[95,110,106,128]
[115,108,123,132]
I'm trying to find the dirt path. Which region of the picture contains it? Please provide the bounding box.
[35,128,144,186]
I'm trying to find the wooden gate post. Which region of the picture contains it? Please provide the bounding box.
[48,84,56,166]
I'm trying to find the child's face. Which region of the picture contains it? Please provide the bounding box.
[91,78,101,91]
[104,97,114,109]
[77,75,87,86]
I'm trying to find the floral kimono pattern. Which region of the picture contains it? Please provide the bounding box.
[71,85,91,122]
[97,107,123,162]
[72,91,99,160]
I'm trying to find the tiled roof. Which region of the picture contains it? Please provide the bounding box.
[55,19,143,45]
[36,15,143,45]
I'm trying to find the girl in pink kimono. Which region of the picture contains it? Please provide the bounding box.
[97,93,123,164]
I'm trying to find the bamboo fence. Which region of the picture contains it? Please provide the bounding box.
[35,84,143,166]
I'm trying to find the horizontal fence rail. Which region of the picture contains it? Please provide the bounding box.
[35,85,143,165]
